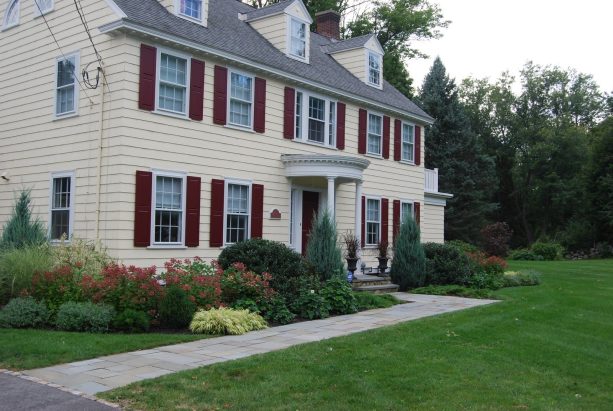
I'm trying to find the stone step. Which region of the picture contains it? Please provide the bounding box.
[352,283,400,294]
[352,277,393,287]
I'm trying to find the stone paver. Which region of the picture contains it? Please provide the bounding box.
[23,293,497,395]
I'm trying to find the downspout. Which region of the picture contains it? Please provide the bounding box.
[95,68,107,242]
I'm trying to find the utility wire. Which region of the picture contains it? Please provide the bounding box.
[73,0,110,90]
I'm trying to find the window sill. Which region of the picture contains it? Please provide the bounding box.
[400,160,416,166]
[365,153,383,160]
[53,112,79,121]
[287,53,308,64]
[292,139,338,151]
[147,245,188,250]
[177,12,205,26]
[224,124,255,133]
[153,109,189,120]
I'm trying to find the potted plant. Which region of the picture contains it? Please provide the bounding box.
[377,240,389,276]
[343,232,360,282]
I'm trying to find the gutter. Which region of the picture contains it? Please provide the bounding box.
[98,19,435,125]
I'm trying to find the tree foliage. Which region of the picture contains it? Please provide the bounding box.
[305,210,345,281]
[1,190,47,250]
[391,215,426,290]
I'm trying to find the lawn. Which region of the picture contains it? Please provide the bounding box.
[0,330,207,370]
[100,259,613,410]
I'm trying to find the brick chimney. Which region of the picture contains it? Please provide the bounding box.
[315,10,341,40]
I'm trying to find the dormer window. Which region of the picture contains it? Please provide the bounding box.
[289,18,307,59]
[368,52,382,87]
[177,0,203,22]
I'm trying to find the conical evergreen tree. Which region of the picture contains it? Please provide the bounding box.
[1,190,47,249]
[419,57,498,242]
[391,215,425,290]
[305,210,345,281]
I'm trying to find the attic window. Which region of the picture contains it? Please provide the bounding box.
[179,0,202,22]
[368,52,382,87]
[2,0,19,30]
[289,18,306,59]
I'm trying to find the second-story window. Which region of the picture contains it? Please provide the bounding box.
[290,18,306,59]
[229,71,253,128]
[179,0,202,21]
[158,52,188,115]
[368,52,381,87]
[294,91,337,148]
[56,53,78,117]
[402,122,415,162]
[308,96,325,143]
[367,113,382,155]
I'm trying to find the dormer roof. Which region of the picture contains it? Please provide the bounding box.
[243,0,312,24]
[324,34,383,55]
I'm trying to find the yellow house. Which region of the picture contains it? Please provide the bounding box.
[0,0,452,269]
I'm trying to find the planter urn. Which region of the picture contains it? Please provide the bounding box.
[377,257,389,276]
[346,257,359,281]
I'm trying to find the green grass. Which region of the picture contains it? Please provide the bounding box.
[101,260,613,410]
[0,330,207,370]
[411,284,496,298]
[353,291,401,310]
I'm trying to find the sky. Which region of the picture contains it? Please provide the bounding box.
[377,0,613,93]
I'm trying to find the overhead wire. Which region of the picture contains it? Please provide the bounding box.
[73,0,109,90]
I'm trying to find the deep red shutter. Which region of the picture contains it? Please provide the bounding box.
[381,198,389,246]
[213,66,227,125]
[210,179,225,247]
[414,201,421,225]
[138,44,156,111]
[361,195,366,248]
[393,199,400,244]
[134,170,152,247]
[415,125,421,165]
[383,116,390,159]
[336,102,346,150]
[189,59,205,121]
[251,184,264,238]
[358,108,367,154]
[394,119,401,161]
[283,87,295,139]
[254,78,266,133]
[185,176,201,247]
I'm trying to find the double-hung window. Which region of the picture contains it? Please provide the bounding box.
[367,113,382,155]
[228,71,253,128]
[56,53,79,117]
[294,91,337,148]
[289,18,306,59]
[50,172,74,240]
[366,198,381,246]
[368,52,381,87]
[400,201,414,223]
[153,173,186,245]
[2,0,19,30]
[158,52,188,115]
[225,182,251,244]
[34,0,53,15]
[402,122,415,162]
[178,0,202,21]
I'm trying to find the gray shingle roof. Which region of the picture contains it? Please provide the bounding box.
[109,0,432,122]
[323,34,375,53]
[243,0,293,21]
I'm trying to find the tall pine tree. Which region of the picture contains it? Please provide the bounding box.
[419,57,497,242]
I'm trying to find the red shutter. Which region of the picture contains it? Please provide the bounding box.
[138,44,156,111]
[254,78,266,133]
[415,125,421,165]
[213,66,227,125]
[210,179,225,247]
[414,201,421,225]
[283,87,295,139]
[134,170,152,247]
[185,176,201,247]
[251,184,264,238]
[361,195,365,248]
[336,102,346,150]
[394,119,401,161]
[381,198,389,246]
[382,116,390,159]
[358,108,367,154]
[189,59,205,121]
[393,199,400,244]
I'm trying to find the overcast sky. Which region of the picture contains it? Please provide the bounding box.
[398,0,613,93]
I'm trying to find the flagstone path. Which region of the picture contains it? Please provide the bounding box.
[23,293,498,396]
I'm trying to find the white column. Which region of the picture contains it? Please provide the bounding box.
[327,177,335,217]
[355,180,363,241]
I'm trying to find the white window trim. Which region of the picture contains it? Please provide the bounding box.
[227,67,255,129]
[366,111,383,156]
[294,89,337,149]
[34,0,54,17]
[364,195,382,247]
[150,169,187,247]
[54,51,80,118]
[1,0,19,31]
[155,48,191,117]
[48,171,75,242]
[174,0,205,25]
[365,50,383,89]
[286,15,309,63]
[401,120,416,164]
[400,200,414,223]
[223,178,253,246]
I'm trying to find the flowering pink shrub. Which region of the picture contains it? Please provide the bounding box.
[220,262,276,308]
[161,258,222,309]
[31,265,84,312]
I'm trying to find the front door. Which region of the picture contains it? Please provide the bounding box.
[301,191,320,255]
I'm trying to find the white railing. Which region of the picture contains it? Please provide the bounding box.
[425,168,439,193]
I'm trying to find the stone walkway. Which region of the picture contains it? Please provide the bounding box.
[23,293,497,395]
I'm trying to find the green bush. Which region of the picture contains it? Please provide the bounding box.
[190,308,267,335]
[508,248,544,261]
[530,242,565,260]
[422,242,473,286]
[0,297,49,328]
[159,286,196,329]
[262,296,295,325]
[503,270,542,287]
[321,277,357,315]
[467,270,504,290]
[305,210,344,281]
[0,190,47,250]
[391,215,426,290]
[0,245,53,305]
[411,285,495,299]
[289,279,330,320]
[112,309,150,333]
[218,238,313,301]
[353,292,400,311]
[55,302,114,333]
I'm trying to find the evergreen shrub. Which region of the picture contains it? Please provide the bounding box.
[55,302,114,332]
[422,242,472,286]
[159,286,196,329]
[305,210,344,281]
[112,309,150,333]
[0,297,49,329]
[391,216,426,290]
[0,190,47,250]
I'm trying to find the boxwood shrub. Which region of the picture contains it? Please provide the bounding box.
[55,301,114,333]
[0,297,49,329]
[423,242,473,286]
